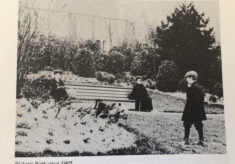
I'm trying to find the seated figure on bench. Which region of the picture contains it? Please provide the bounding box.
[50,69,68,103]
[129,77,153,112]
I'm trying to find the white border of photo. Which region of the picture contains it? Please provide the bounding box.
[0,0,234,163]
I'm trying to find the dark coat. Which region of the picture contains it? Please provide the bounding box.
[129,84,149,100]
[182,82,207,121]
[129,84,153,111]
[50,79,68,102]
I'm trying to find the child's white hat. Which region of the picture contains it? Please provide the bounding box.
[184,71,198,79]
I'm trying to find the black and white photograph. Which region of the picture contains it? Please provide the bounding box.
[15,0,226,157]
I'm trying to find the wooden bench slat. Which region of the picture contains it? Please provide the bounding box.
[70,93,128,98]
[80,97,130,101]
[65,87,131,93]
[68,92,129,98]
[67,94,130,100]
[66,89,130,95]
[65,83,132,90]
[76,97,134,102]
[72,99,135,102]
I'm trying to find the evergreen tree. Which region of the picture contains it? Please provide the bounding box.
[152,3,218,85]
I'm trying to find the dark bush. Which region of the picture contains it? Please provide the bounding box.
[22,76,53,100]
[95,72,103,81]
[72,48,95,77]
[94,54,106,72]
[107,76,115,84]
[105,50,124,74]
[95,72,116,84]
[209,95,217,102]
[130,48,160,78]
[177,78,187,92]
[130,52,145,76]
[199,78,217,93]
[115,73,125,80]
[146,79,155,89]
[212,83,223,98]
[155,60,181,92]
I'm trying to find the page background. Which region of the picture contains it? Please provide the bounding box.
[0,0,234,163]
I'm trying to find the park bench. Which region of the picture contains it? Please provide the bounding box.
[64,83,135,108]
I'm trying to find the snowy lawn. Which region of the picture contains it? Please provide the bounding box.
[15,98,137,156]
[122,111,226,154]
[15,96,226,156]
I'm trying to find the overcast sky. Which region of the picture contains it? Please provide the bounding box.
[24,0,221,42]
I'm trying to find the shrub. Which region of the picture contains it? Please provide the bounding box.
[212,83,223,98]
[95,72,103,81]
[113,72,136,84]
[113,41,135,72]
[130,52,145,76]
[94,54,106,72]
[95,72,116,84]
[155,60,181,92]
[209,95,217,102]
[72,48,95,77]
[116,79,122,84]
[105,50,124,75]
[63,42,79,71]
[123,72,135,82]
[107,76,115,84]
[146,79,156,89]
[199,78,217,93]
[22,77,52,100]
[115,73,125,80]
[177,78,187,92]
[130,48,160,78]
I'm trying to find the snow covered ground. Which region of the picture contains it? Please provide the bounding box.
[15,98,136,154]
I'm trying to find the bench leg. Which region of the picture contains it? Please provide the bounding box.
[94,99,101,109]
[55,106,61,118]
[55,102,64,118]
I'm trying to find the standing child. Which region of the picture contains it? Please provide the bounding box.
[182,71,207,146]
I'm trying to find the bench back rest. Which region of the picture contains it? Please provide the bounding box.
[65,83,134,102]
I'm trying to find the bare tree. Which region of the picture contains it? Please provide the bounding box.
[17,0,38,97]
